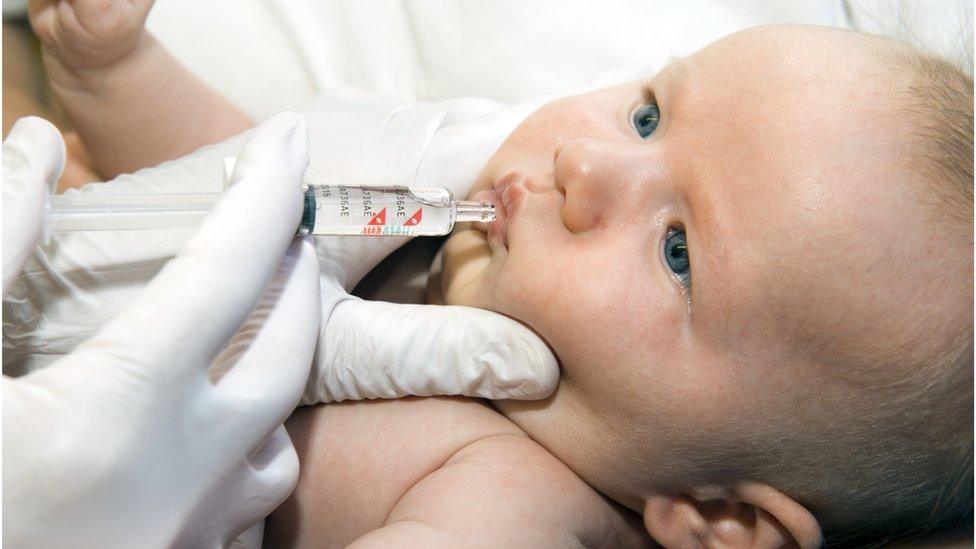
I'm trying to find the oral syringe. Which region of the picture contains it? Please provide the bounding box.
[45,160,495,238]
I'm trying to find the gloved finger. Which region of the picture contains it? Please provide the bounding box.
[75,113,308,377]
[307,299,560,403]
[2,116,65,295]
[214,425,300,548]
[243,424,301,514]
[211,238,319,435]
[176,424,299,548]
[229,112,306,190]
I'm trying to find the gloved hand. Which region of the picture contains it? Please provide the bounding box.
[299,90,557,402]
[3,90,559,403]
[3,114,320,548]
[1,117,64,294]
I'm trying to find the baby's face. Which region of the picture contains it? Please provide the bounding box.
[441,26,958,508]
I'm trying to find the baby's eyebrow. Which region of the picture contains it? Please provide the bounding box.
[662,55,689,103]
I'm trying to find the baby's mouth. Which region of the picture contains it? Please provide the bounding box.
[470,187,509,250]
[491,171,533,249]
[467,172,537,252]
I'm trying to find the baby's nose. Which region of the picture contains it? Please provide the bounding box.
[554,137,635,233]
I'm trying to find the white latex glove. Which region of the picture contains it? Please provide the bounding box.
[2,113,320,548]
[1,117,64,294]
[2,89,559,403]
[300,90,558,402]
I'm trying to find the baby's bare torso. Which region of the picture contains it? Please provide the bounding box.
[265,396,650,548]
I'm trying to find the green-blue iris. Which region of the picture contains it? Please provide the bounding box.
[664,230,690,286]
[632,103,660,139]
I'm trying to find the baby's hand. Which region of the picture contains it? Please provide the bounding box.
[29,0,155,71]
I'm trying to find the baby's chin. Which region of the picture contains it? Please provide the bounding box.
[436,225,494,308]
[434,167,511,307]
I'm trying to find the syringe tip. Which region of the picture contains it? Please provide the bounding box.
[455,200,496,223]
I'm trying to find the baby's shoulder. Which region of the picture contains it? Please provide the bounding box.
[349,401,649,548]
[385,430,645,548]
[269,396,648,548]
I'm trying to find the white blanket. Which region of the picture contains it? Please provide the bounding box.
[145,0,971,121]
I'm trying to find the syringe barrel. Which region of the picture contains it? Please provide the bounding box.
[299,185,493,236]
[47,185,495,237]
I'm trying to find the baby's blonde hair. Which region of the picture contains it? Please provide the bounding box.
[799,47,972,547]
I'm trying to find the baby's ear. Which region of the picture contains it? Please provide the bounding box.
[642,483,822,548]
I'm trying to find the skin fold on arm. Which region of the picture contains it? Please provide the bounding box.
[265,397,650,549]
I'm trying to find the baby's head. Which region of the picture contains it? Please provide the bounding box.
[440,24,972,546]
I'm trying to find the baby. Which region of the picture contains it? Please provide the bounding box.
[265,26,973,548]
[32,5,972,546]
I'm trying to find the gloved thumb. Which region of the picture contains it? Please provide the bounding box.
[2,116,65,295]
[305,298,559,404]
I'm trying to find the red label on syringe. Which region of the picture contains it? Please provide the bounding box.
[404,209,423,226]
[366,207,387,226]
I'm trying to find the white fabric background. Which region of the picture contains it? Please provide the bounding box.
[145,0,849,119]
[144,0,972,121]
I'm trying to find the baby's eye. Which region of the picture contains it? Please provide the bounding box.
[663,229,690,286]
[631,102,660,139]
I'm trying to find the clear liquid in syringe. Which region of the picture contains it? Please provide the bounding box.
[301,185,479,236]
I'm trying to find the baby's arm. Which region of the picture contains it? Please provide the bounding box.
[267,397,649,548]
[31,1,251,179]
